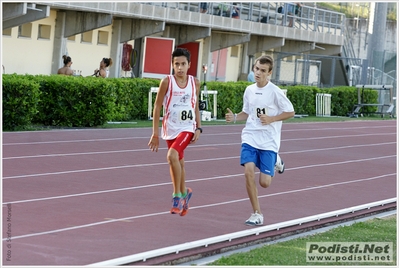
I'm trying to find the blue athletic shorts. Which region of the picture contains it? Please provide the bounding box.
[240,143,277,176]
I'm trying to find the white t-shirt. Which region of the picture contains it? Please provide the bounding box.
[162,75,197,140]
[241,81,294,152]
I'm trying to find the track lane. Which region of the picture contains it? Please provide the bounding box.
[2,120,396,265]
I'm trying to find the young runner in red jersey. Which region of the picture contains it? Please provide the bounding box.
[148,48,202,216]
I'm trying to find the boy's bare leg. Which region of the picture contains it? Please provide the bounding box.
[244,163,261,214]
[167,148,181,194]
[179,159,186,194]
[259,173,272,188]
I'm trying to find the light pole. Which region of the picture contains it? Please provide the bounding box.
[367,2,388,69]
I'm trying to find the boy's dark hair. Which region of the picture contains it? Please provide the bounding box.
[255,55,274,71]
[172,47,191,63]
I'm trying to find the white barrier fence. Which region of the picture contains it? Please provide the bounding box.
[316,93,332,117]
[200,90,218,121]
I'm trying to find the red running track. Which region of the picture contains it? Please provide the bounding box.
[2,120,397,265]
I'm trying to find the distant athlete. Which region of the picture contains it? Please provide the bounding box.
[226,55,295,226]
[148,47,202,216]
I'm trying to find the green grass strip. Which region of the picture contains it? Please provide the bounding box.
[208,217,396,266]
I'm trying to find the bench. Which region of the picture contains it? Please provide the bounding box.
[349,85,395,118]
[350,104,395,118]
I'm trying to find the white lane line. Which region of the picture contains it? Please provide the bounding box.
[4,174,240,204]
[287,155,395,170]
[2,143,241,160]
[2,173,395,241]
[3,156,396,204]
[2,156,239,179]
[283,142,396,154]
[2,136,396,160]
[2,136,142,146]
[283,133,394,142]
[3,150,396,180]
[2,125,395,146]
[3,121,394,136]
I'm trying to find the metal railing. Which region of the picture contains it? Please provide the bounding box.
[342,21,363,86]
[141,2,345,36]
[368,68,397,86]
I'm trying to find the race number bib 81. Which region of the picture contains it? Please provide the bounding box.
[254,107,268,117]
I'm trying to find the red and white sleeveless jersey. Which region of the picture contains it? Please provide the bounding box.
[161,75,197,140]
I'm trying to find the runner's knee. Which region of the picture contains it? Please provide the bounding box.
[244,169,255,182]
[259,174,272,188]
[167,148,179,163]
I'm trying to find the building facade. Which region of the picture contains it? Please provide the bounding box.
[2,2,350,84]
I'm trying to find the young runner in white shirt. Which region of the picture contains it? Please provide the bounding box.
[226,55,295,226]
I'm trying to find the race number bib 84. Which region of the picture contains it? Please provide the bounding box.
[179,109,194,121]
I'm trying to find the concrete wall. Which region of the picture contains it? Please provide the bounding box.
[345,18,397,60]
[64,24,113,77]
[2,5,395,81]
[209,46,243,82]
[2,10,116,76]
[2,10,56,75]
[1,8,238,81]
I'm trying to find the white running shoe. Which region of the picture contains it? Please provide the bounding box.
[275,154,285,174]
[245,211,264,226]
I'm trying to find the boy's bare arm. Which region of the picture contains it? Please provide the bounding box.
[226,108,249,123]
[148,77,168,152]
[191,78,202,143]
[194,78,201,128]
[258,111,295,125]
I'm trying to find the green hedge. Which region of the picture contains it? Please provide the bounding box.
[205,82,378,118]
[205,81,247,118]
[2,74,378,130]
[2,74,41,130]
[2,74,160,130]
[32,75,117,127]
[284,85,319,115]
[105,77,159,121]
[321,86,378,116]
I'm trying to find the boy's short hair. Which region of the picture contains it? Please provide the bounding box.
[172,48,191,63]
[255,55,274,71]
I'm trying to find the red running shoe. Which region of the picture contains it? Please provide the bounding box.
[180,188,192,216]
[170,196,183,214]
